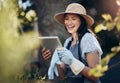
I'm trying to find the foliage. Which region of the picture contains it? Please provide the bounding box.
[18,8,38,32]
[94,14,120,33]
[0,0,40,83]
[89,13,120,77]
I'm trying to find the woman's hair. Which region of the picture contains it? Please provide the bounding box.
[77,15,89,40]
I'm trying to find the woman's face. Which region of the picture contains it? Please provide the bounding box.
[64,13,81,34]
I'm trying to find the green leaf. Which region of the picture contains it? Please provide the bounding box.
[102,14,112,21]
[111,46,120,52]
[116,22,120,31]
[94,24,106,33]
[114,16,120,23]
[106,22,114,31]
[101,65,108,72]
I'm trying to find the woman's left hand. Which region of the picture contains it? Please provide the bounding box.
[57,62,66,80]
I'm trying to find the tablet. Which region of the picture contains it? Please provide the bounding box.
[38,36,62,52]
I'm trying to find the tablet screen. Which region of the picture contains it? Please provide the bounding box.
[38,36,62,53]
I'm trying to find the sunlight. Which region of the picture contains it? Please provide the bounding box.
[116,0,120,6]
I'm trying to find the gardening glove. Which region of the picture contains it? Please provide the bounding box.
[57,47,85,75]
[48,49,62,80]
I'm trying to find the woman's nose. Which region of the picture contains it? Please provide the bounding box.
[67,20,73,25]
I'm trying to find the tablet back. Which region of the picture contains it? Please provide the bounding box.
[38,36,62,53]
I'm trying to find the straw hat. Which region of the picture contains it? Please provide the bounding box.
[54,3,94,27]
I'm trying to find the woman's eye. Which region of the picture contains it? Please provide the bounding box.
[65,18,68,20]
[72,18,76,20]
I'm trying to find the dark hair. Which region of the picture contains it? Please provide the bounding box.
[77,15,90,40]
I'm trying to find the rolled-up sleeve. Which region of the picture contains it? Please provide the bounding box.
[81,33,103,60]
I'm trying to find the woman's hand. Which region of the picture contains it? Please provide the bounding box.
[57,62,66,80]
[42,48,52,60]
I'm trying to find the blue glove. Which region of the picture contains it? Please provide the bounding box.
[57,47,85,75]
[57,48,74,65]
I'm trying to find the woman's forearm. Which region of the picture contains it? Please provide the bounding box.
[81,66,99,82]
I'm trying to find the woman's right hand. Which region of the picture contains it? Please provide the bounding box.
[42,48,52,60]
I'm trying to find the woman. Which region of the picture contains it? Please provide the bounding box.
[42,3,103,83]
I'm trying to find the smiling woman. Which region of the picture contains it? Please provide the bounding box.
[42,3,103,83]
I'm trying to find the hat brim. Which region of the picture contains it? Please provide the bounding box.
[54,12,94,28]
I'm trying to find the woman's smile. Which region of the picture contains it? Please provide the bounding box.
[67,25,75,29]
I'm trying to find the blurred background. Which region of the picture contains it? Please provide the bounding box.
[0,0,120,83]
